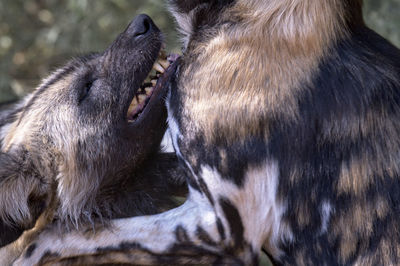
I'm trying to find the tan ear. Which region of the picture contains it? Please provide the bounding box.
[0,149,50,246]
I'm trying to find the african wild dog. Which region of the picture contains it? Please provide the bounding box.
[0,14,185,264]
[15,0,400,265]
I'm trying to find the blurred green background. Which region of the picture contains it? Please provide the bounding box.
[0,0,399,103]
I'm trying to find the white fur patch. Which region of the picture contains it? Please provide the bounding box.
[0,122,13,149]
[320,201,332,235]
[165,89,182,159]
[14,198,219,266]
[199,161,291,255]
[161,129,174,152]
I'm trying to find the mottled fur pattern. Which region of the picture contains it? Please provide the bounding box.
[15,0,400,265]
[0,15,186,263]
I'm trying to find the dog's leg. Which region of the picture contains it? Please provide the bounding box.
[17,161,282,265]
[15,193,243,265]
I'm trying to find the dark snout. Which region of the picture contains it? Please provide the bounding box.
[103,13,162,105]
[127,14,159,39]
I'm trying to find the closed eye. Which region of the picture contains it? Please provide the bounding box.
[78,80,93,103]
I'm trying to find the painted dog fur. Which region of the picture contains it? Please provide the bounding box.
[15,0,400,265]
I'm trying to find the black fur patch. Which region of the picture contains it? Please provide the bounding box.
[216,217,226,241]
[38,250,61,265]
[92,240,243,265]
[169,0,235,14]
[219,197,244,250]
[175,225,191,243]
[198,176,215,205]
[0,220,24,247]
[24,243,37,258]
[179,134,269,187]
[196,225,218,247]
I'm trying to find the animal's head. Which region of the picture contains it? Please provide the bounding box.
[166,0,364,142]
[0,14,178,242]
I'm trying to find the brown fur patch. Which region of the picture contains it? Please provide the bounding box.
[354,236,400,265]
[338,151,400,196]
[329,195,393,263]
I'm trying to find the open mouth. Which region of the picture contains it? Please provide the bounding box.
[127,49,179,123]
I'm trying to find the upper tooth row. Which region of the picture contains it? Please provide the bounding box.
[153,62,164,73]
[138,94,147,102]
[129,89,151,110]
[152,60,170,73]
[159,59,170,69]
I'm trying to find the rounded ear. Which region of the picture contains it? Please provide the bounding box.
[0,149,50,247]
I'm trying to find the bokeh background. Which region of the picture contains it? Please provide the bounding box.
[0,0,399,103]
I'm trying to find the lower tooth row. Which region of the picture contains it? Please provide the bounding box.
[127,87,154,119]
[145,88,152,94]
[128,98,138,113]
[138,95,147,102]
[159,60,170,69]
[153,62,164,73]
[129,93,149,110]
[152,59,170,73]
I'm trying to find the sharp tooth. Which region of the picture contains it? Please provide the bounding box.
[145,87,153,95]
[138,94,147,103]
[153,62,165,73]
[159,59,170,69]
[128,98,138,113]
[151,79,157,86]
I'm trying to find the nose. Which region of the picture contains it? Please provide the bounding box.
[129,14,156,38]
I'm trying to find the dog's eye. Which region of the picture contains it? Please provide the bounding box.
[78,81,93,103]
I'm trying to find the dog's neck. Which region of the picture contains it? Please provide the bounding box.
[177,0,363,144]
